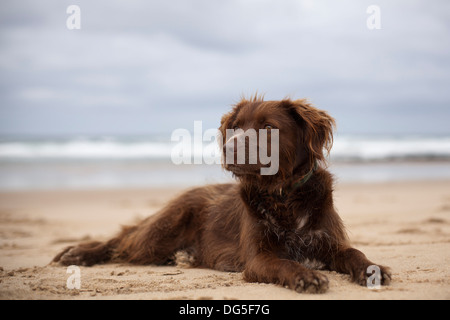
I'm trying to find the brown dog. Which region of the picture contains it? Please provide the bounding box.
[53,96,391,293]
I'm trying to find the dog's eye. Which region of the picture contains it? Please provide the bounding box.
[233,126,240,131]
[264,124,274,130]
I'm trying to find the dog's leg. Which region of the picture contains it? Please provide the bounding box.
[52,240,117,266]
[53,212,195,266]
[54,190,204,266]
[243,253,329,293]
[113,207,199,265]
[330,247,391,286]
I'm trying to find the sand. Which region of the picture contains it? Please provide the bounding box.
[0,180,449,300]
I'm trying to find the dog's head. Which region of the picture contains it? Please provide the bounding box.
[219,96,335,182]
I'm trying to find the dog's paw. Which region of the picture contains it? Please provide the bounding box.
[353,264,392,287]
[53,246,75,265]
[293,270,329,294]
[52,241,109,266]
[53,246,90,266]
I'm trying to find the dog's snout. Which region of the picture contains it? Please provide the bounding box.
[223,133,242,155]
[223,140,236,155]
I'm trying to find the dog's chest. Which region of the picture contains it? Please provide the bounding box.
[251,198,329,269]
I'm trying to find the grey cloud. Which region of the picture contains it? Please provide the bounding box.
[0,0,449,135]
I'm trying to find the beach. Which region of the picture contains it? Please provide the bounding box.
[2,0,449,303]
[1,179,449,300]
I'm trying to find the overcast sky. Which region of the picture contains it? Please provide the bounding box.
[0,0,449,136]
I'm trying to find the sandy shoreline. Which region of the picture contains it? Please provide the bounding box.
[1,180,449,300]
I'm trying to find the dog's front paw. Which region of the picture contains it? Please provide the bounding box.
[353,264,392,287]
[293,270,329,294]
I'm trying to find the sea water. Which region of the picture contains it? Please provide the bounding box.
[0,134,449,190]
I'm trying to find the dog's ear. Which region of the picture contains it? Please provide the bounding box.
[283,99,336,166]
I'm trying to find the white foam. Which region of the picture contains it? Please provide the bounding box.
[0,135,450,161]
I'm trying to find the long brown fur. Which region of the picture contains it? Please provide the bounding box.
[53,97,391,293]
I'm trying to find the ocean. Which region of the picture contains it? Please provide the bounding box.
[1,134,450,190]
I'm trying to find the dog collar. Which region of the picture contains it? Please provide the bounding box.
[291,160,318,190]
